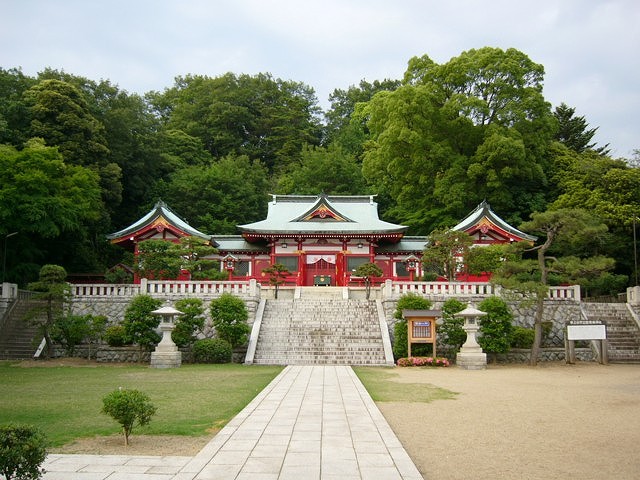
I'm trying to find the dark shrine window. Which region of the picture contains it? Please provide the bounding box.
[347,256,369,272]
[275,256,299,272]
[234,260,250,276]
[395,261,410,277]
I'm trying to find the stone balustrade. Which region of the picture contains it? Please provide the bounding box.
[71,278,260,299]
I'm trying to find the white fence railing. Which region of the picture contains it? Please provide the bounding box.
[382,281,581,302]
[383,281,497,298]
[71,278,259,299]
[69,279,581,302]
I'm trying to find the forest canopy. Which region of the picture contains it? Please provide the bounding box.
[0,47,636,289]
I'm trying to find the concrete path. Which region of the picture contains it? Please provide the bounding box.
[43,365,423,480]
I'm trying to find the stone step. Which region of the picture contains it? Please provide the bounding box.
[254,296,386,365]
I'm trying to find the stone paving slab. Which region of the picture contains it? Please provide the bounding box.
[42,366,423,480]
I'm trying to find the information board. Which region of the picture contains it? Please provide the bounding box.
[567,324,607,340]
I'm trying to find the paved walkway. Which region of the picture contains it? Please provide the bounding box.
[43,365,423,480]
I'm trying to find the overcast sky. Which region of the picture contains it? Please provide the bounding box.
[2,0,638,157]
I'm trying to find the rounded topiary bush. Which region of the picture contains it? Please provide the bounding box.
[510,326,535,349]
[104,325,129,347]
[0,424,47,480]
[192,338,233,363]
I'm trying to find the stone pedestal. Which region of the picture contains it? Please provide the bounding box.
[455,306,487,370]
[150,323,181,368]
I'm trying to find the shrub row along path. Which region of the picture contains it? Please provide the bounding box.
[43,365,422,480]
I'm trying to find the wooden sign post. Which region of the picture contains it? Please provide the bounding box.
[565,320,608,364]
[403,310,441,358]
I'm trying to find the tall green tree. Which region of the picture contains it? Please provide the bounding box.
[363,47,555,233]
[23,79,121,206]
[0,140,102,283]
[548,143,639,280]
[553,102,610,155]
[493,209,615,365]
[324,78,400,156]
[275,144,366,195]
[0,67,36,146]
[422,229,474,281]
[157,154,270,234]
[149,73,322,172]
[26,264,71,358]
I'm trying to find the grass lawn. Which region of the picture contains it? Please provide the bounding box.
[354,367,458,403]
[0,361,283,447]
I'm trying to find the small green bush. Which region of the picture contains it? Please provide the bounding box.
[104,325,129,347]
[101,389,156,446]
[51,314,90,356]
[210,293,250,348]
[172,298,206,347]
[0,424,47,480]
[392,293,433,359]
[478,296,514,358]
[509,326,535,349]
[440,298,467,351]
[192,338,233,363]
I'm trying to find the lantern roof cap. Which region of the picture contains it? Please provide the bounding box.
[455,305,487,317]
[152,306,183,315]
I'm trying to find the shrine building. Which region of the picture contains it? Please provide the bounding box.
[107,194,535,286]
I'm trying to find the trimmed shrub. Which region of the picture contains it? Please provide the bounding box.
[192,338,233,363]
[51,314,90,356]
[478,296,514,360]
[101,389,156,446]
[440,298,467,351]
[104,325,129,347]
[510,326,535,349]
[209,293,250,348]
[392,293,433,359]
[172,298,206,347]
[0,424,47,480]
[122,295,162,358]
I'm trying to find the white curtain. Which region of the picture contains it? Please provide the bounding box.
[306,254,336,264]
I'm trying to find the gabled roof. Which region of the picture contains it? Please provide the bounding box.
[211,235,269,254]
[107,200,210,244]
[452,200,537,243]
[376,236,428,254]
[238,194,407,237]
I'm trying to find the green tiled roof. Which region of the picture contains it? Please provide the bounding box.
[452,200,537,242]
[238,194,407,236]
[107,200,210,241]
[211,235,269,253]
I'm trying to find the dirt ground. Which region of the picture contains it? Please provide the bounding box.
[48,360,640,480]
[379,362,640,480]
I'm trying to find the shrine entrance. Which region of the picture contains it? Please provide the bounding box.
[305,256,336,286]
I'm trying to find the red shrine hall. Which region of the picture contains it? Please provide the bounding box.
[107,195,535,286]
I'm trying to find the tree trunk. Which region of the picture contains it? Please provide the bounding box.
[529,295,545,366]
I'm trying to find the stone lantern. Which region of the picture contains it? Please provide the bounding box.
[150,304,183,368]
[455,304,487,370]
[223,254,237,280]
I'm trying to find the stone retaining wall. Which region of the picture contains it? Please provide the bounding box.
[381,296,590,363]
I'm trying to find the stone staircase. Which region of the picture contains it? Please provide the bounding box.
[252,288,389,365]
[0,296,44,360]
[582,303,640,363]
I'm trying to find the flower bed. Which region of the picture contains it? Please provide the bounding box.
[397,356,450,367]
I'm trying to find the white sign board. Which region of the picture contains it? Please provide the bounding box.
[567,324,607,340]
